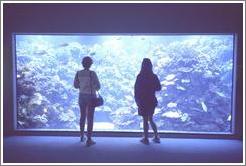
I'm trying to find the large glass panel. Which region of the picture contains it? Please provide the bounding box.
[15,34,234,133]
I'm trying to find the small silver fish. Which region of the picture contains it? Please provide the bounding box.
[34,50,47,55]
[58,43,69,47]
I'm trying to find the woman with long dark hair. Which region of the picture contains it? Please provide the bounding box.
[134,58,161,144]
[74,56,100,146]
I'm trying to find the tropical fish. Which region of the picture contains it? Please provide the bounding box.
[154,108,162,115]
[33,114,48,123]
[161,80,175,86]
[201,101,208,112]
[162,111,181,118]
[177,85,186,91]
[167,102,177,108]
[90,52,96,56]
[178,67,193,73]
[34,50,47,55]
[43,108,48,113]
[17,121,25,126]
[181,79,190,83]
[165,74,176,81]
[58,43,69,47]
[216,91,226,98]
[227,115,231,121]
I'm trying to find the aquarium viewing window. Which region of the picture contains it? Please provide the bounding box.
[13,33,236,134]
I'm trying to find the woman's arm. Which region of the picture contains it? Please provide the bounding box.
[73,71,80,89]
[154,74,161,91]
[134,75,141,106]
[93,72,101,91]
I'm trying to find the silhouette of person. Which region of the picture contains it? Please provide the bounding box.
[134,58,161,144]
[74,56,100,146]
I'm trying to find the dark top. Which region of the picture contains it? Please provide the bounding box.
[134,72,161,116]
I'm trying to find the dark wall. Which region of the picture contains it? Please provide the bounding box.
[3,3,243,138]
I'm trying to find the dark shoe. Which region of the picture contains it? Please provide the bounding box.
[152,136,161,143]
[86,139,96,147]
[140,138,149,145]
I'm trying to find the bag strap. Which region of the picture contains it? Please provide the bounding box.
[89,71,100,96]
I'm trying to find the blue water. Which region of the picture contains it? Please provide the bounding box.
[15,34,234,133]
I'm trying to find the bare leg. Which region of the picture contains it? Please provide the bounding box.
[79,103,86,139]
[86,105,95,140]
[143,116,149,139]
[149,115,158,138]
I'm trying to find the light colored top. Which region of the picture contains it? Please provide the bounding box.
[74,69,100,95]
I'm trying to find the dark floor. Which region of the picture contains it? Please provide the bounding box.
[3,136,243,163]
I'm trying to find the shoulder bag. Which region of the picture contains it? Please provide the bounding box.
[89,71,104,107]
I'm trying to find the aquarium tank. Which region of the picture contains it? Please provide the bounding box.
[14,34,235,133]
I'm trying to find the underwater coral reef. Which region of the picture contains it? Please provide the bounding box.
[15,34,234,133]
